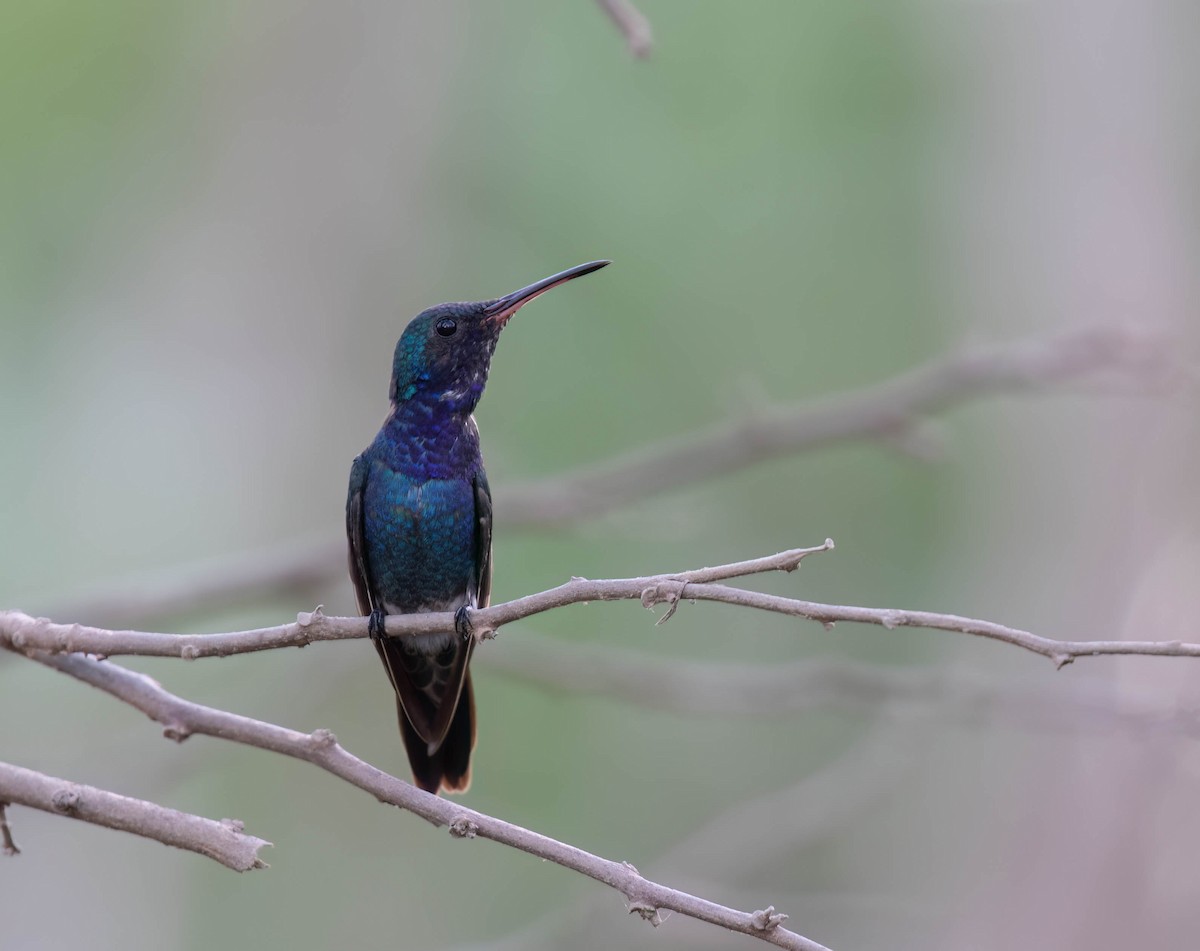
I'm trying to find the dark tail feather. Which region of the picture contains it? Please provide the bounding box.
[398,673,476,795]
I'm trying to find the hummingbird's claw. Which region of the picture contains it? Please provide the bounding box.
[368,609,387,642]
[454,606,474,642]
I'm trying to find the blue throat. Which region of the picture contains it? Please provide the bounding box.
[372,396,482,482]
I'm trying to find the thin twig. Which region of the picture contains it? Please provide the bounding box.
[26,651,831,951]
[6,540,1200,667]
[0,761,269,871]
[37,327,1171,630]
[595,0,653,57]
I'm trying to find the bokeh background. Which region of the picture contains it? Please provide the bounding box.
[3,2,1198,949]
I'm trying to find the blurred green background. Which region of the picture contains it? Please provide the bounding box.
[3,2,1198,949]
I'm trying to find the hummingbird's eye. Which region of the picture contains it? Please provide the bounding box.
[435,318,457,337]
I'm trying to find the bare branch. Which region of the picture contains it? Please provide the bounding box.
[0,761,269,871]
[1,543,828,658]
[595,0,653,58]
[496,325,1173,528]
[481,637,1200,735]
[50,537,345,630]
[7,539,1200,667]
[25,651,831,951]
[40,327,1170,630]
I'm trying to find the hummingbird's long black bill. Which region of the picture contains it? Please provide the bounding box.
[484,260,610,325]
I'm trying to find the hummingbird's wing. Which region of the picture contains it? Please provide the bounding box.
[472,468,493,611]
[347,453,438,737]
[345,453,376,617]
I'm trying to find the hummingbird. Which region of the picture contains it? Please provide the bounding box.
[346,260,610,794]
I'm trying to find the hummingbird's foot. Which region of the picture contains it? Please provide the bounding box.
[368,609,387,642]
[454,605,474,642]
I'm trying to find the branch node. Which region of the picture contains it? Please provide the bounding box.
[296,605,326,628]
[448,815,479,839]
[880,611,904,630]
[627,900,663,926]
[639,581,689,625]
[51,788,81,814]
[162,722,192,742]
[180,643,199,661]
[622,859,640,875]
[309,728,338,749]
[1053,653,1075,670]
[750,905,789,931]
[822,621,836,632]
[60,623,83,652]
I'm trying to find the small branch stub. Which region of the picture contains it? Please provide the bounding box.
[448,815,479,839]
[162,721,192,743]
[641,580,689,625]
[1,802,19,856]
[627,900,664,926]
[296,605,325,629]
[52,788,81,814]
[751,905,790,931]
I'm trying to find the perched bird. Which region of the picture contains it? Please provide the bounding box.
[346,261,610,794]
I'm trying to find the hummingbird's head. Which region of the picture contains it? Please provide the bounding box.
[389,260,609,412]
